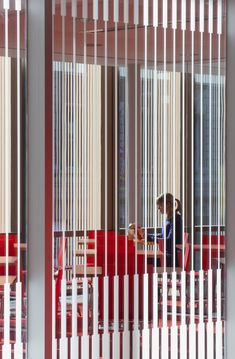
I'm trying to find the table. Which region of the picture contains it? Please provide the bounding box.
[137,249,163,258]
[0,256,17,264]
[76,265,102,276]
[0,275,16,285]
[76,249,95,256]
[13,243,27,251]
[176,244,225,251]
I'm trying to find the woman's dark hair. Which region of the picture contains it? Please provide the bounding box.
[156,193,182,214]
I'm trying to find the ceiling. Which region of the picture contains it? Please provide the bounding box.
[0,1,225,69]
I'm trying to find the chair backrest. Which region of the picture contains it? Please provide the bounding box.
[55,237,67,320]
[177,232,190,272]
[202,234,225,270]
[0,233,17,276]
[183,233,190,272]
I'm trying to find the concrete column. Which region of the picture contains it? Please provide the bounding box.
[28,1,52,358]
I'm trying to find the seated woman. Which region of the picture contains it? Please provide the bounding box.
[128,193,182,268]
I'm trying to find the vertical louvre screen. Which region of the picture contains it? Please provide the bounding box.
[0,0,27,358]
[52,1,226,358]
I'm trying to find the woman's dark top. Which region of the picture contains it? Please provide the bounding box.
[148,213,182,267]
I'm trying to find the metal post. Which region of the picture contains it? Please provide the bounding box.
[28,1,52,358]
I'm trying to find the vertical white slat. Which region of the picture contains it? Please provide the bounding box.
[14,283,23,359]
[124,0,129,24]
[207,269,214,359]
[171,326,178,359]
[190,0,195,32]
[124,10,130,358]
[200,0,204,33]
[208,269,213,322]
[152,24,158,359]
[60,278,68,357]
[102,0,109,350]
[152,273,158,329]
[172,0,177,30]
[161,326,169,359]
[190,13,195,359]
[217,268,222,321]
[198,324,205,358]
[113,0,119,23]
[180,324,187,359]
[61,0,66,16]
[189,271,196,359]
[199,0,204,296]
[143,0,149,26]
[208,0,213,34]
[142,273,149,359]
[124,20,130,334]
[172,2,177,272]
[123,331,130,359]
[92,276,100,359]
[103,0,109,21]
[180,271,186,325]
[171,272,177,326]
[3,1,11,355]
[207,321,214,359]
[162,0,168,28]
[60,3,67,355]
[171,0,177,348]
[71,3,78,357]
[71,278,79,359]
[162,272,167,327]
[134,0,139,25]
[217,0,222,279]
[217,0,222,35]
[102,276,110,359]
[93,0,98,20]
[181,0,186,290]
[52,280,57,359]
[198,270,205,359]
[3,283,11,358]
[3,0,10,9]
[123,275,130,359]
[15,1,23,357]
[132,275,140,359]
[144,23,148,275]
[181,0,186,31]
[152,327,160,359]
[189,323,196,359]
[81,277,89,359]
[15,0,21,11]
[52,59,56,359]
[208,0,213,283]
[113,0,119,354]
[83,0,88,19]
[162,272,168,359]
[132,329,140,359]
[171,272,177,359]
[113,276,120,359]
[72,0,77,18]
[153,0,158,27]
[133,3,139,356]
[216,321,223,359]
[52,0,55,15]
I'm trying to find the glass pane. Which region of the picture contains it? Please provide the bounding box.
[52,1,226,357]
